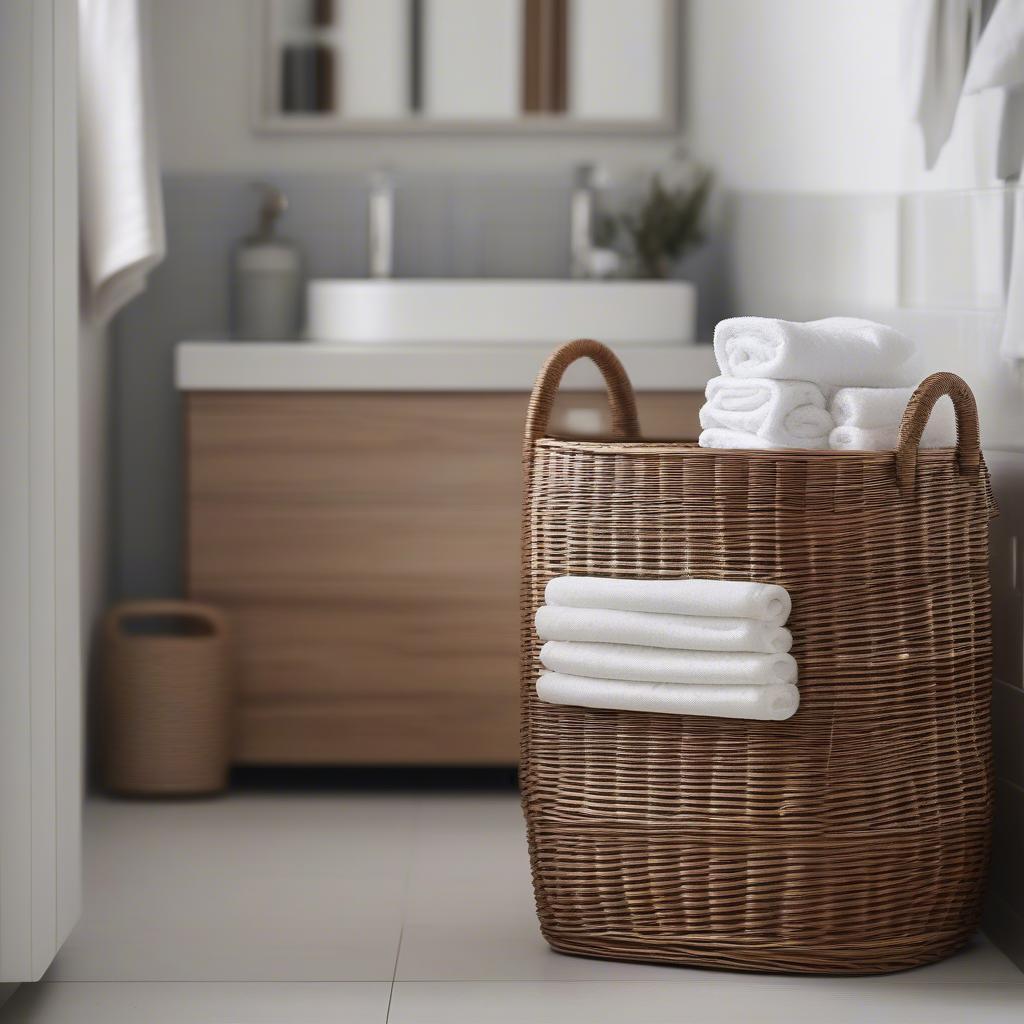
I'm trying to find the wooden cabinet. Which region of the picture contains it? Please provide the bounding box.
[185,390,701,764]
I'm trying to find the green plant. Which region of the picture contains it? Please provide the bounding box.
[617,168,713,279]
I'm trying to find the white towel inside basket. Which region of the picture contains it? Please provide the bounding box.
[536,605,792,654]
[535,576,798,722]
[540,642,797,687]
[545,576,791,626]
[537,673,800,722]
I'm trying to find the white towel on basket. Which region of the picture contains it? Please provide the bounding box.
[713,317,917,388]
[698,427,815,451]
[828,386,955,450]
[540,641,798,687]
[536,673,800,722]
[545,576,792,626]
[700,376,833,449]
[535,605,792,654]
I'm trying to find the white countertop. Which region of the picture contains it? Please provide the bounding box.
[175,341,717,392]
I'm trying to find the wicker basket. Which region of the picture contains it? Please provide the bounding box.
[102,600,233,796]
[520,339,994,975]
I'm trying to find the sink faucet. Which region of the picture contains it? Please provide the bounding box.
[368,169,394,279]
[569,163,597,279]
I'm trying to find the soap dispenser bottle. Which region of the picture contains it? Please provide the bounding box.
[232,183,304,341]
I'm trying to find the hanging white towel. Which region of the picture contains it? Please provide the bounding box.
[713,317,917,388]
[536,673,800,722]
[545,576,792,626]
[828,386,957,449]
[539,642,798,687]
[700,376,833,448]
[79,0,166,324]
[535,605,792,655]
[902,0,988,169]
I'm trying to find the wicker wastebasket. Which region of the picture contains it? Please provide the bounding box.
[102,600,232,795]
[520,339,995,975]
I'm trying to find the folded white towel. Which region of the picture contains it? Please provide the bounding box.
[545,576,791,626]
[535,605,792,654]
[713,317,917,388]
[700,376,833,448]
[536,672,800,722]
[828,386,956,450]
[829,424,956,451]
[540,641,798,687]
[698,427,821,451]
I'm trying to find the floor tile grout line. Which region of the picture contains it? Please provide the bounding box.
[385,924,405,1023]
[386,808,421,1022]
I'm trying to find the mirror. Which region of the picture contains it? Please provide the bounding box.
[254,0,677,132]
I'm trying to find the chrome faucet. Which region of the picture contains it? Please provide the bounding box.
[368,169,394,279]
[569,163,596,279]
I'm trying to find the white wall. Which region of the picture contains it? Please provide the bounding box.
[685,0,906,193]
[685,0,1011,194]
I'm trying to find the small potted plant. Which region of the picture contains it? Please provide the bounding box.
[598,164,713,280]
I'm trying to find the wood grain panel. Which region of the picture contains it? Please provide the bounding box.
[186,389,700,764]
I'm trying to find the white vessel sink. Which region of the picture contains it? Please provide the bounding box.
[305,279,696,345]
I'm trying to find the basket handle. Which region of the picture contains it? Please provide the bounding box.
[895,372,980,497]
[523,339,640,458]
[104,600,228,639]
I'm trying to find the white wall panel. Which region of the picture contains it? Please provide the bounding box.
[0,0,81,983]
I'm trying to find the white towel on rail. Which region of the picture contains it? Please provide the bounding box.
[79,0,166,324]
[545,576,792,626]
[535,605,792,654]
[713,317,917,388]
[539,642,798,687]
[536,673,800,722]
[700,376,834,448]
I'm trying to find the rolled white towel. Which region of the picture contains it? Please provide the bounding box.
[535,605,792,654]
[536,672,800,722]
[701,375,833,448]
[540,641,798,687]
[545,576,791,626]
[829,424,956,451]
[698,427,822,451]
[713,317,917,388]
[828,387,955,450]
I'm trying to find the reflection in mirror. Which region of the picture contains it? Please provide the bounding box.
[257,0,675,130]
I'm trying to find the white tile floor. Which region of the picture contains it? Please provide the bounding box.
[3,790,1022,1022]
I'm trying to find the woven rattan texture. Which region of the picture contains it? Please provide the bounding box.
[520,343,994,975]
[103,601,233,795]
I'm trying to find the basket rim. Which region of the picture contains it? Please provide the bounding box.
[535,437,965,462]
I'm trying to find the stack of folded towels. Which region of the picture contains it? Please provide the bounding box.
[535,576,799,722]
[700,316,956,451]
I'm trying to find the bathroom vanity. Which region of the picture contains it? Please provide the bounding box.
[178,342,714,765]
